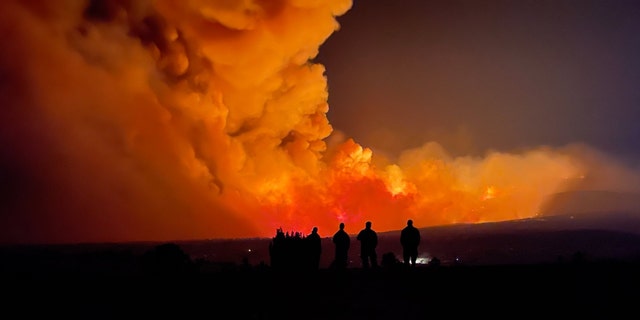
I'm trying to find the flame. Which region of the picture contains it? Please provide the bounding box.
[482,186,496,201]
[0,0,613,244]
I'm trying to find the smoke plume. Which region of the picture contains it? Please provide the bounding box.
[0,0,630,244]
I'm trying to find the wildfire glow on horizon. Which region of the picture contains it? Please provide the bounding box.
[1,0,639,244]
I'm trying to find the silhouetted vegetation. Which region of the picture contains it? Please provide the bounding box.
[381,251,402,270]
[268,228,323,271]
[141,242,196,275]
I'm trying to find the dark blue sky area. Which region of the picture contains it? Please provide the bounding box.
[318,0,640,165]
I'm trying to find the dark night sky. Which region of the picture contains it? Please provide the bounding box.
[318,0,640,165]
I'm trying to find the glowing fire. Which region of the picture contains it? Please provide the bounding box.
[0,0,598,244]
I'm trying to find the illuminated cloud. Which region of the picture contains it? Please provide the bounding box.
[0,0,632,244]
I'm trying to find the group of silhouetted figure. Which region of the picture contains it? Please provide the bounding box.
[268,219,423,271]
[268,227,322,271]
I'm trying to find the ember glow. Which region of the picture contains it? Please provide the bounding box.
[0,0,633,244]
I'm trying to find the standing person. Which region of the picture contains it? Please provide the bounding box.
[306,227,322,270]
[332,222,350,269]
[356,221,378,269]
[400,219,421,267]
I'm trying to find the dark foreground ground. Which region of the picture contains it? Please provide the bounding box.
[5,209,640,319]
[4,260,640,319]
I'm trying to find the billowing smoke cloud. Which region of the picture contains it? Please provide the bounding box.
[0,0,633,244]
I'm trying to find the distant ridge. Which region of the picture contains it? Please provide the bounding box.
[539,190,640,216]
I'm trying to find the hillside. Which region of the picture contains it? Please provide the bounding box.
[5,208,640,274]
[4,207,640,319]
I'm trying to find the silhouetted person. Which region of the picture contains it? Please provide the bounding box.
[307,227,322,270]
[356,221,378,269]
[400,219,421,267]
[269,228,286,269]
[332,222,350,269]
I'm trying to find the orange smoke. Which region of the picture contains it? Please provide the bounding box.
[0,0,617,244]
